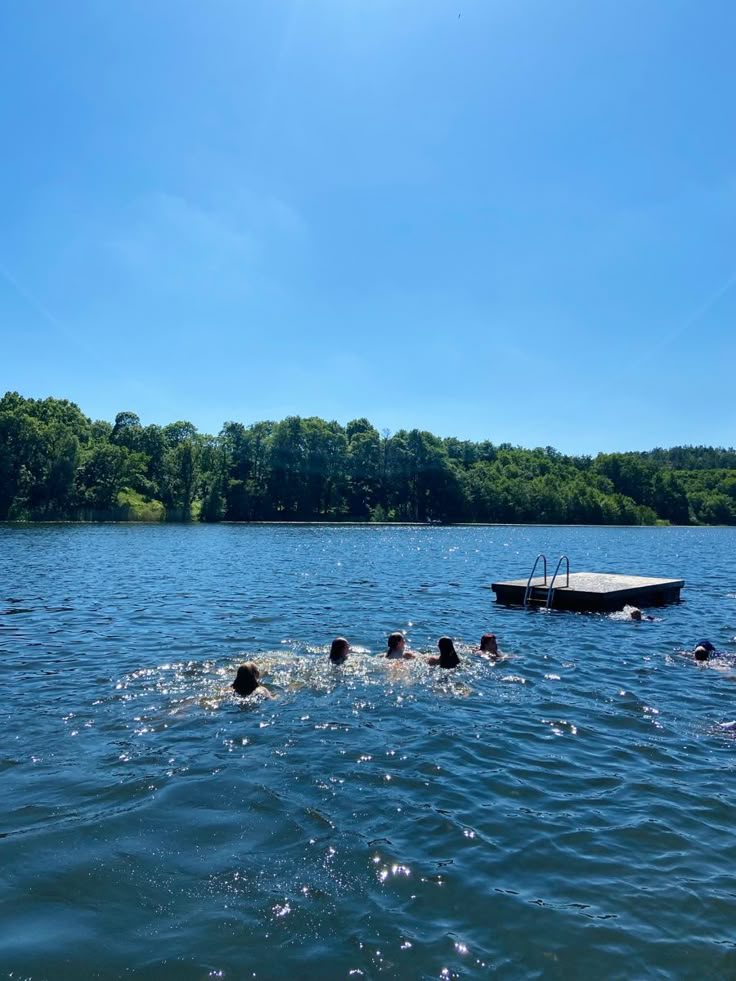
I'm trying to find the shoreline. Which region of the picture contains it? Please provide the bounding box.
[0,519,728,529]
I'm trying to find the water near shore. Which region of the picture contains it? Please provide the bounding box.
[2,524,736,979]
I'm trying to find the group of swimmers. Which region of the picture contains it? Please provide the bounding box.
[232,632,501,698]
[231,627,731,700]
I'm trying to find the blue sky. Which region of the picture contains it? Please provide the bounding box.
[1,0,734,455]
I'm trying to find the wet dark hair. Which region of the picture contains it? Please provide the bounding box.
[387,632,404,652]
[437,636,460,669]
[232,662,260,696]
[330,637,349,662]
[693,645,710,662]
[480,633,497,650]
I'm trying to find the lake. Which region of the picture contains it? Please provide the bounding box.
[1,524,736,979]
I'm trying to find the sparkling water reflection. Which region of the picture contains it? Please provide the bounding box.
[2,524,736,979]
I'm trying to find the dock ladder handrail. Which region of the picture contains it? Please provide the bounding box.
[546,554,570,608]
[523,553,547,606]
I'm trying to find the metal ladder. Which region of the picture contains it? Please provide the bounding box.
[523,553,570,609]
[523,553,547,606]
[545,554,570,608]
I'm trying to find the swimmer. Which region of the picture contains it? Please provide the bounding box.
[232,662,273,698]
[476,633,499,657]
[385,632,416,660]
[428,636,461,669]
[693,639,717,661]
[329,637,350,664]
[629,608,654,622]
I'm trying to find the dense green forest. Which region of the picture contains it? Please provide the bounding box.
[1,391,735,525]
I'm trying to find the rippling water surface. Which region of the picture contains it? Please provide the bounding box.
[2,524,736,979]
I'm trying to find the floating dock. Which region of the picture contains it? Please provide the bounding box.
[492,572,684,613]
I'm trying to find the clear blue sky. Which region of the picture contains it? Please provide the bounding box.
[1,0,734,455]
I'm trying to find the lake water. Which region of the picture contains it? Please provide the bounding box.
[2,524,736,979]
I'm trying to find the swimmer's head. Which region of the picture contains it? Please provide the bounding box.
[330,637,349,662]
[480,633,498,654]
[233,661,260,696]
[693,639,715,661]
[630,608,642,621]
[387,632,405,653]
[438,636,460,669]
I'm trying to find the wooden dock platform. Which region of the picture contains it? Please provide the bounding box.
[491,572,684,612]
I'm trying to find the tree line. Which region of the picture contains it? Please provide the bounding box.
[1,391,735,525]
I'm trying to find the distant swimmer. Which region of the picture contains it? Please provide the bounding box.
[385,632,417,660]
[329,637,350,664]
[629,608,654,622]
[693,639,717,661]
[476,633,500,657]
[232,662,273,698]
[428,636,461,669]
